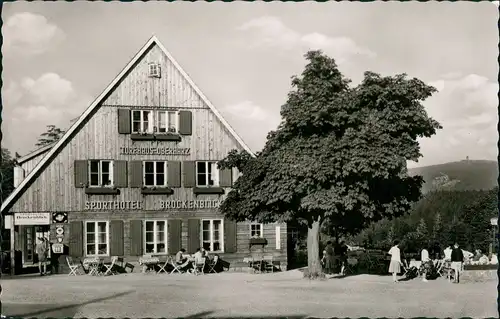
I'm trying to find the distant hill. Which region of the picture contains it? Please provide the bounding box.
[408,160,498,193]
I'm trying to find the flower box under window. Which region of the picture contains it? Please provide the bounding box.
[141,187,174,195]
[249,237,268,246]
[193,187,225,195]
[85,187,120,195]
[130,133,181,142]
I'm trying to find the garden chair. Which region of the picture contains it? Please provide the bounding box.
[344,257,358,275]
[157,256,169,274]
[263,255,274,273]
[169,256,183,274]
[103,256,118,276]
[206,255,218,273]
[66,257,83,276]
[193,257,206,275]
[79,259,90,274]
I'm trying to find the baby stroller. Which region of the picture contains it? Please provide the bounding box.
[405,266,419,280]
[420,260,439,280]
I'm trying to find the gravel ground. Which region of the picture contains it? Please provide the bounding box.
[1,271,496,318]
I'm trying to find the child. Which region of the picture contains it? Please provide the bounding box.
[388,240,402,283]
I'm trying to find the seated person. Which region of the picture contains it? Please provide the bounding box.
[193,248,205,272]
[175,248,191,271]
[201,247,210,259]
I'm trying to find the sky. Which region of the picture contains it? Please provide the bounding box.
[1,1,498,168]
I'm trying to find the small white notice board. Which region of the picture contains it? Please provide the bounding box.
[14,212,51,226]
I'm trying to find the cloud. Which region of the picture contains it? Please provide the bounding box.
[224,100,281,152]
[3,12,65,56]
[409,73,498,167]
[237,16,375,64]
[2,73,91,154]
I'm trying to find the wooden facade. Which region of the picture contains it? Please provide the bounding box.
[4,36,287,270]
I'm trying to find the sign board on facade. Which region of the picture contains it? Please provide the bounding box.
[52,212,68,224]
[85,201,143,210]
[159,200,223,210]
[120,147,190,156]
[14,212,51,226]
[52,243,64,253]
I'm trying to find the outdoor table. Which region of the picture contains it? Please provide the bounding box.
[409,260,422,269]
[139,256,160,273]
[83,257,102,276]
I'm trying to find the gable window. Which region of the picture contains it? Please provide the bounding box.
[132,110,178,134]
[85,221,109,257]
[144,161,167,187]
[144,220,167,254]
[196,161,219,187]
[148,63,161,78]
[89,160,113,187]
[202,219,224,252]
[250,222,264,238]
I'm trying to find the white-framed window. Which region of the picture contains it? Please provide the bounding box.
[201,219,224,252]
[250,222,264,238]
[148,63,161,78]
[85,221,109,257]
[143,161,167,187]
[144,220,167,254]
[89,160,114,187]
[196,161,219,187]
[131,110,178,134]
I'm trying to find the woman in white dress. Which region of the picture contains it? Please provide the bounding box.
[388,240,402,283]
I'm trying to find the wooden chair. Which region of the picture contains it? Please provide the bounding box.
[206,255,218,273]
[344,257,358,275]
[66,257,83,276]
[263,256,274,273]
[157,256,169,274]
[103,256,118,276]
[193,257,206,275]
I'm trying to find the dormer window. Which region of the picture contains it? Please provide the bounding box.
[148,63,161,78]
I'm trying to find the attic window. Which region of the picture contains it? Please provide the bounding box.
[148,63,161,78]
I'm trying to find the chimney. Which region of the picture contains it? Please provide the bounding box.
[13,165,25,188]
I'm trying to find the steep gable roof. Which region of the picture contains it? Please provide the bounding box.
[18,143,55,165]
[1,35,254,214]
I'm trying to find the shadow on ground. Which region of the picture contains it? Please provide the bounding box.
[4,290,134,318]
[180,311,308,319]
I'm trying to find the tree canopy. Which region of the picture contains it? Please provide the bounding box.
[218,50,441,277]
[35,125,65,147]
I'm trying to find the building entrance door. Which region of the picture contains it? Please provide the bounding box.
[24,226,50,264]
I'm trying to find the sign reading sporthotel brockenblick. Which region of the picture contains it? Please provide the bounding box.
[84,200,223,210]
[85,201,143,210]
[120,147,190,155]
[159,200,223,209]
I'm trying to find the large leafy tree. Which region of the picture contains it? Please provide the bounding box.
[0,148,16,202]
[218,51,441,278]
[35,125,65,147]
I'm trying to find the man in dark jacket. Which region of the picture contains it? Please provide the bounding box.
[450,243,464,283]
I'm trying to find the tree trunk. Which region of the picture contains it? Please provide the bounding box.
[305,217,324,279]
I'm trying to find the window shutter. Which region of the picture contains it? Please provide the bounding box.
[118,109,131,134]
[178,111,192,135]
[219,168,233,187]
[129,161,143,188]
[168,219,182,254]
[167,161,181,188]
[69,221,83,257]
[109,220,124,256]
[74,160,88,188]
[224,219,237,253]
[183,161,196,188]
[129,220,143,256]
[187,219,200,254]
[113,160,128,188]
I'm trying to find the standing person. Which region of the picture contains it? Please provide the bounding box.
[338,241,348,276]
[420,246,430,282]
[35,237,48,276]
[324,241,335,275]
[443,244,453,261]
[388,240,402,283]
[450,242,464,283]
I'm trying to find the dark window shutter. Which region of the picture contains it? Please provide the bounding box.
[110,220,124,256]
[113,160,128,188]
[129,220,143,256]
[129,161,143,188]
[219,168,233,187]
[69,221,83,257]
[74,160,88,188]
[168,219,182,254]
[183,161,196,188]
[224,219,237,253]
[118,109,131,134]
[178,111,192,135]
[187,219,200,254]
[167,161,181,188]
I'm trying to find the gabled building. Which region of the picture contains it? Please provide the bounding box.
[2,36,287,271]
